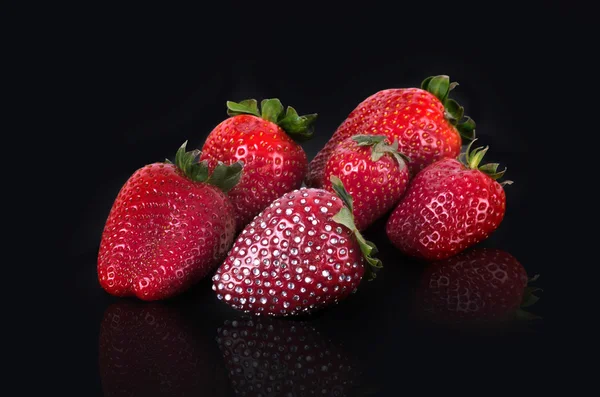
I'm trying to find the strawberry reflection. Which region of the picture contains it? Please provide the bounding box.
[216,316,359,397]
[413,248,541,326]
[99,302,229,397]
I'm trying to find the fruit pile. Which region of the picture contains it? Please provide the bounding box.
[98,75,539,322]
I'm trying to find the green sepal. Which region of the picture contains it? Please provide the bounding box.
[352,135,386,146]
[226,99,260,117]
[456,116,476,141]
[514,309,542,321]
[174,141,206,180]
[171,141,243,192]
[278,106,317,142]
[386,138,411,167]
[330,175,354,212]
[421,75,451,103]
[226,98,317,143]
[462,139,510,182]
[260,98,284,123]
[444,98,464,123]
[521,286,543,308]
[351,135,409,169]
[514,275,543,320]
[206,161,243,193]
[330,176,382,280]
[421,74,476,141]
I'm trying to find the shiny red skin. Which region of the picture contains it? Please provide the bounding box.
[99,303,229,396]
[307,88,461,187]
[386,158,506,260]
[216,317,356,396]
[98,163,236,300]
[323,136,409,231]
[201,114,308,230]
[414,248,528,323]
[212,188,365,316]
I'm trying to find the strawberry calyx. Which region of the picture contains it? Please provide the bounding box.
[515,274,543,321]
[329,175,382,280]
[421,75,476,141]
[226,99,317,142]
[167,141,243,193]
[461,139,513,186]
[352,134,410,169]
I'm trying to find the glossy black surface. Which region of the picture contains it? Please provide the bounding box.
[53,10,559,396]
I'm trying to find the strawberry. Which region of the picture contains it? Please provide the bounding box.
[212,177,381,316]
[413,248,541,325]
[99,302,230,396]
[386,140,511,260]
[98,141,242,300]
[323,134,410,231]
[306,75,475,186]
[216,316,357,396]
[201,99,317,230]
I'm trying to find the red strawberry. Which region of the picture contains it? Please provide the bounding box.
[386,141,511,260]
[212,177,381,316]
[216,316,357,396]
[201,99,317,230]
[99,302,230,396]
[413,248,541,325]
[98,142,241,300]
[306,75,475,186]
[323,134,410,231]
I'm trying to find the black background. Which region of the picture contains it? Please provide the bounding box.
[26,3,575,395]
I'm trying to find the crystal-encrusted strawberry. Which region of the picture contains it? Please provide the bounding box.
[212,177,381,316]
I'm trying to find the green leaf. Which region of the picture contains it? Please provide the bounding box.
[468,146,489,169]
[191,160,209,182]
[174,140,189,170]
[521,286,542,308]
[461,139,511,182]
[277,106,317,142]
[226,99,260,117]
[330,180,383,281]
[363,136,410,169]
[391,152,409,169]
[332,207,355,232]
[329,175,353,213]
[444,98,464,123]
[421,75,477,141]
[352,229,383,280]
[463,139,488,169]
[514,309,542,321]
[172,141,210,182]
[352,134,386,146]
[420,76,433,90]
[260,98,284,123]
[478,163,500,174]
[175,141,201,175]
[485,168,507,181]
[529,274,540,283]
[206,161,244,193]
[421,75,450,103]
[370,141,385,161]
[456,116,476,141]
